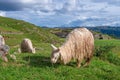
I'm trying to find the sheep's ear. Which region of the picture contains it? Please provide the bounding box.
[51,44,58,50]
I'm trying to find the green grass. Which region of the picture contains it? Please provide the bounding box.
[0,16,120,80]
[0,40,119,80]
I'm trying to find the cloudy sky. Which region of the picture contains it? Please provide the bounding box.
[0,0,120,27]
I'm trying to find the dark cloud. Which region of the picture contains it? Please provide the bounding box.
[0,1,23,11]
[0,0,54,12]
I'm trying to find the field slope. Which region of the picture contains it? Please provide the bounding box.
[0,16,120,80]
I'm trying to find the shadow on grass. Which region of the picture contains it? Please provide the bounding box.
[67,62,90,68]
[23,55,87,68]
[23,55,60,68]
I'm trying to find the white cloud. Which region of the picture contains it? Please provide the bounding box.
[64,0,76,11]
[35,10,55,16]
[91,0,120,6]
[21,0,34,3]
[0,11,6,16]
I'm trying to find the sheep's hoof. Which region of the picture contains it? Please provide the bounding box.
[77,64,81,68]
[83,63,90,67]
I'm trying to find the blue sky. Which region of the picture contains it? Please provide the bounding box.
[0,0,120,27]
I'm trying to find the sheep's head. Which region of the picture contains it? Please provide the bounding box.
[51,44,60,64]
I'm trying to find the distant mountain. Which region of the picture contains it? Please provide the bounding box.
[49,28,113,40]
[49,26,120,39]
[87,27,120,38]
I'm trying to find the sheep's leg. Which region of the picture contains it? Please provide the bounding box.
[83,58,91,67]
[2,56,8,62]
[76,59,81,68]
[84,53,93,67]
[1,52,8,62]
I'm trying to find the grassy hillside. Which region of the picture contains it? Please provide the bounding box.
[0,16,120,80]
[0,16,61,45]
